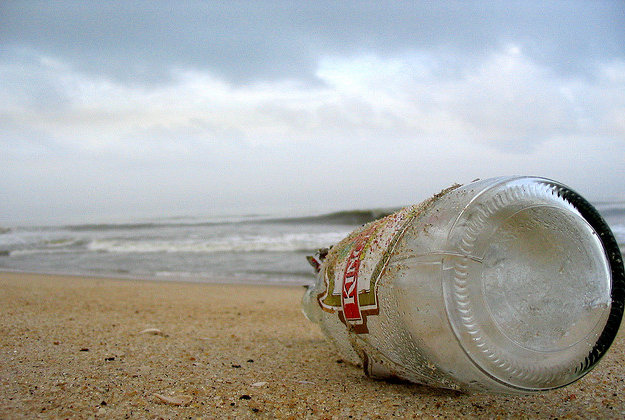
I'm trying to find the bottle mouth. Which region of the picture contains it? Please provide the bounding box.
[443,177,624,391]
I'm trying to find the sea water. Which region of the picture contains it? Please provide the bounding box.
[0,204,623,285]
[0,209,393,284]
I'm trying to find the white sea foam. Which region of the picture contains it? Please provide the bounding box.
[86,231,350,254]
[9,249,78,256]
[611,224,625,245]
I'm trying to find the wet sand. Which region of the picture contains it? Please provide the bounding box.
[1,271,623,418]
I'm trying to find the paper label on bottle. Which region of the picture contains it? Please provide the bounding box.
[317,207,415,334]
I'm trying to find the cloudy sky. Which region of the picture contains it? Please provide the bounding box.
[1,1,624,225]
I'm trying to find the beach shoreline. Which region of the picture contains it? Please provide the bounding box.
[0,268,311,288]
[1,271,624,418]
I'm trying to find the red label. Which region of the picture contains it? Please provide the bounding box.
[340,226,374,324]
[341,249,361,320]
[318,207,418,334]
[317,199,443,335]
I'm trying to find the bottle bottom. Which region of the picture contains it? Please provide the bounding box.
[444,177,623,391]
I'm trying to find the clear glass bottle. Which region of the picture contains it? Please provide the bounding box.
[303,176,624,393]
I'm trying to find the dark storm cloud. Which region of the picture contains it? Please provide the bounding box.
[2,1,623,85]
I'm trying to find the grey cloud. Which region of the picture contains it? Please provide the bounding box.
[1,2,624,224]
[0,50,73,112]
[1,1,623,85]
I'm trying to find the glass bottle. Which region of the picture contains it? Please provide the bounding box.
[303,176,624,393]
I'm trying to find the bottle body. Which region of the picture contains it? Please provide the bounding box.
[303,177,624,393]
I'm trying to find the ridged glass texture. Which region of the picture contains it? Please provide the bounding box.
[303,176,624,393]
[443,177,619,391]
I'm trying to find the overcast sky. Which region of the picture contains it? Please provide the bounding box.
[1,1,624,225]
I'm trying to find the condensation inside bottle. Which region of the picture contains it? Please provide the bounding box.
[480,205,610,353]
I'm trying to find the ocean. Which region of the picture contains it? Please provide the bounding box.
[1,204,624,285]
[0,209,393,285]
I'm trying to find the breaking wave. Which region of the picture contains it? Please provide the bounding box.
[87,231,350,254]
[262,209,399,226]
[59,208,399,232]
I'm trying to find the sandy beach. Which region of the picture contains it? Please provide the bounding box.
[1,272,623,419]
